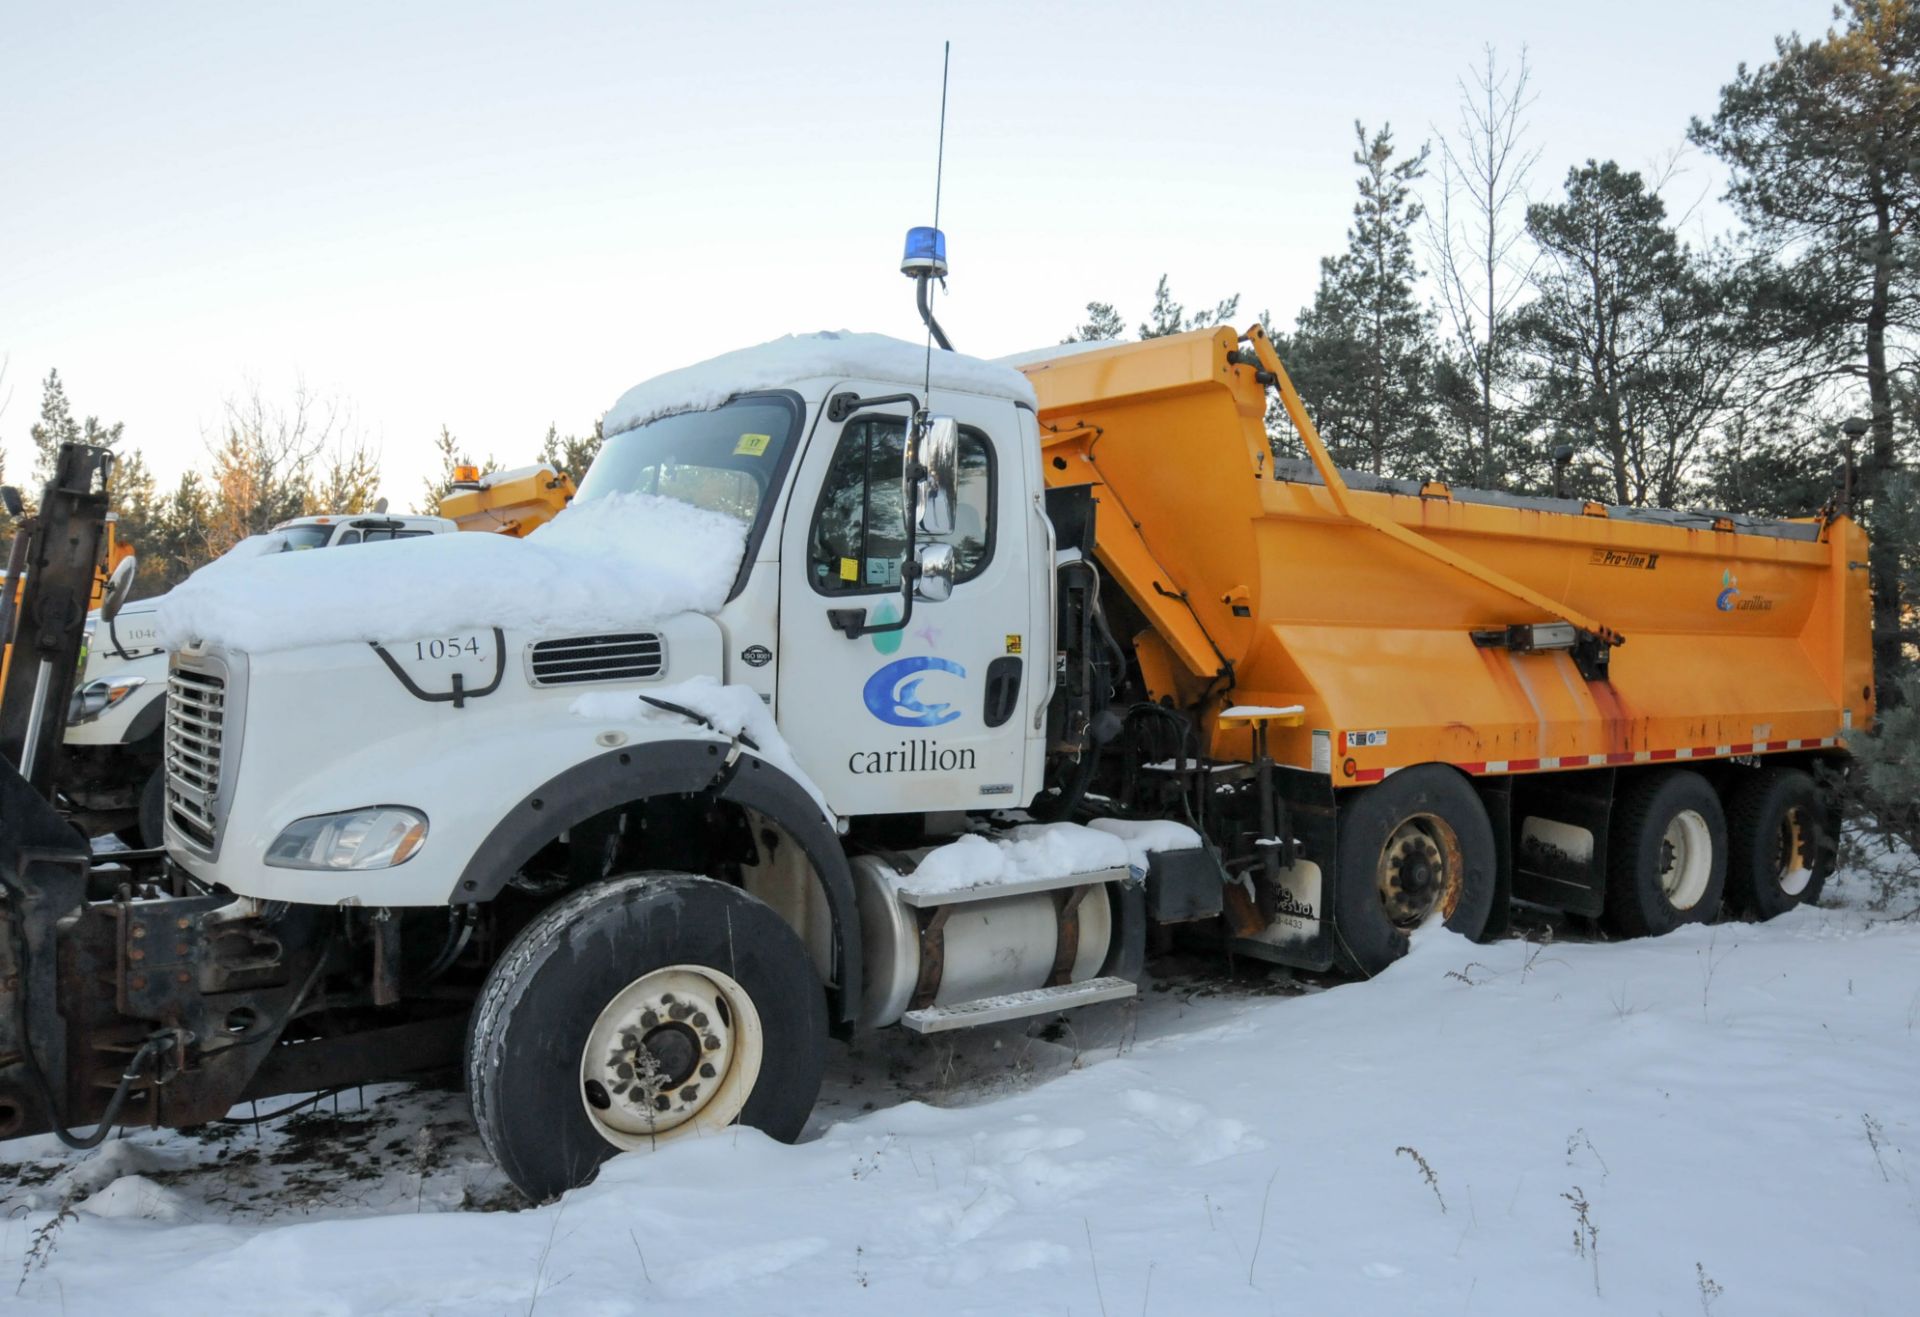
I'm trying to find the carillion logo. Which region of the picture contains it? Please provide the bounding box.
[1716,569,1739,611]
[1716,569,1774,613]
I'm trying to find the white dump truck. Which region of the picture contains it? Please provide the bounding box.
[0,230,1860,1202]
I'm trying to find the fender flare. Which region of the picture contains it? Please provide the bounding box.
[451,739,862,1026]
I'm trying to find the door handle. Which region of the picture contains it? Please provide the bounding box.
[983,656,1022,728]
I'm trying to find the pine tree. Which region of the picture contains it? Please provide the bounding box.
[1061,302,1125,344]
[540,420,603,483]
[1515,161,1742,507]
[1691,0,1920,703]
[30,368,123,486]
[1138,275,1239,340]
[1284,123,1439,477]
[309,439,382,515]
[417,425,497,515]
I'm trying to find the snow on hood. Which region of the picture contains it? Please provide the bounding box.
[154,493,746,654]
[602,331,1039,436]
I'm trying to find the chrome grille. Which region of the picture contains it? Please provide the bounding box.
[165,669,226,849]
[528,633,664,686]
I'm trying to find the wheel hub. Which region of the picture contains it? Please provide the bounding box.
[581,968,754,1142]
[1378,821,1458,931]
[1658,809,1713,910]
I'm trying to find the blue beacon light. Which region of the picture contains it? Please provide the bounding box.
[901,226,948,279]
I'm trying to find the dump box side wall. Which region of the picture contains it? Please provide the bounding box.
[1021,330,1871,786]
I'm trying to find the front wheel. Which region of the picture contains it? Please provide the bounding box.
[1331,765,1498,976]
[467,873,826,1202]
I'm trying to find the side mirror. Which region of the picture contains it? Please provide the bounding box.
[100,555,137,623]
[904,413,959,536]
[0,485,21,518]
[914,542,955,602]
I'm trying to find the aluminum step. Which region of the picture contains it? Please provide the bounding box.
[900,976,1138,1034]
[893,864,1129,908]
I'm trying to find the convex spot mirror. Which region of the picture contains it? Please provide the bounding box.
[914,542,955,602]
[100,555,137,623]
[904,413,959,537]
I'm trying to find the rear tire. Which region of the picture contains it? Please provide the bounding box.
[1725,768,1829,920]
[1604,770,1726,937]
[466,873,826,1202]
[1332,765,1498,976]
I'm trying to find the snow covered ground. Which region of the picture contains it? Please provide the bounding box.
[4,869,1917,1314]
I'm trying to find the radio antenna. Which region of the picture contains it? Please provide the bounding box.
[922,40,951,399]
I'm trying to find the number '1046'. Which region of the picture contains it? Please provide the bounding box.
[415,637,482,660]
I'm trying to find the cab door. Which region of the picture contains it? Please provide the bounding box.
[776,392,1031,817]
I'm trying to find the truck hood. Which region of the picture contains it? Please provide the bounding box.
[153,492,747,655]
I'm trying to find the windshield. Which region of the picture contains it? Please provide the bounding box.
[576,396,800,530]
[277,525,334,551]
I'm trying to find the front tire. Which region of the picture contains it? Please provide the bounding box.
[136,767,165,848]
[467,873,826,1202]
[1605,770,1727,937]
[1331,765,1498,976]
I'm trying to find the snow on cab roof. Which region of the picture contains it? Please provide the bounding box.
[602,331,1039,437]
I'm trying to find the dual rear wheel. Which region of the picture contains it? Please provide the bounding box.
[1333,763,1831,975]
[1604,767,1830,937]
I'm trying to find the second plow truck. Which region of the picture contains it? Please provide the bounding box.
[0,235,1869,1200]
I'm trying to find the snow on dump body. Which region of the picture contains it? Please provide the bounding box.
[154,492,745,654]
[601,331,1039,435]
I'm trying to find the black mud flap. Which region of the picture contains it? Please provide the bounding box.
[1229,766,1340,972]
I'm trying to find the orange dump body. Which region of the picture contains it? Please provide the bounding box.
[1020,327,1872,788]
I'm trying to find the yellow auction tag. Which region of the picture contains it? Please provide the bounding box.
[733,433,771,456]
[839,557,859,582]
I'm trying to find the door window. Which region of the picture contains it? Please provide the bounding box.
[808,416,993,594]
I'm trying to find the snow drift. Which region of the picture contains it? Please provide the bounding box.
[154,493,746,653]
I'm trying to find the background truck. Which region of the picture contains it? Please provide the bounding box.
[55,468,577,847]
[0,234,1868,1201]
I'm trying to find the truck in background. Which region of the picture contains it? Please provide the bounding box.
[58,510,460,846]
[0,233,1869,1201]
[54,467,577,846]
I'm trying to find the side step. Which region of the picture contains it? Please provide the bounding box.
[900,975,1138,1034]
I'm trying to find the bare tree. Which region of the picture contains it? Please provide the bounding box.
[1426,44,1542,487]
[204,379,337,554]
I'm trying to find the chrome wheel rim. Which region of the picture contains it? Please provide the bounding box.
[579,964,763,1150]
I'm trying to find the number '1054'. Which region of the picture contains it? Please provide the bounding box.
[415,637,482,660]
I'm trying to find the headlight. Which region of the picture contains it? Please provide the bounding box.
[266,807,429,871]
[66,675,147,725]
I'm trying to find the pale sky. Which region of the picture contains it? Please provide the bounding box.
[1,0,1829,505]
